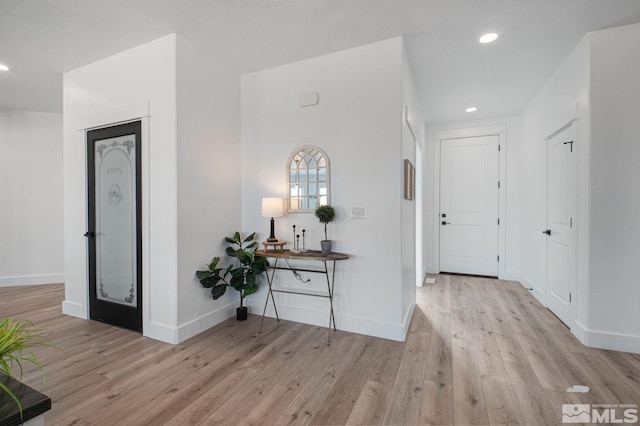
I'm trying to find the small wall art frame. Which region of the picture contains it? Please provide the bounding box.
[404,159,415,201]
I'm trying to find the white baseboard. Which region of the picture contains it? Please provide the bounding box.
[62,300,88,319]
[401,303,416,341]
[176,302,236,344]
[0,274,64,287]
[573,322,640,354]
[517,273,546,306]
[144,321,179,344]
[245,300,407,342]
[572,320,588,344]
[499,270,521,281]
[424,264,438,274]
[62,299,238,345]
[516,275,640,355]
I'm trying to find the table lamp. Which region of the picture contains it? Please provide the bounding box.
[261,197,284,242]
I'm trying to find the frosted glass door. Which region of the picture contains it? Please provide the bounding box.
[87,121,142,332]
[95,135,137,306]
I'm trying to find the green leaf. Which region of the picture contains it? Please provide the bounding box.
[234,250,251,264]
[245,241,258,250]
[208,257,220,272]
[224,264,233,277]
[230,274,244,291]
[196,270,213,280]
[233,232,241,242]
[200,275,221,288]
[243,284,258,299]
[226,246,237,258]
[211,285,227,299]
[242,232,256,244]
[250,261,267,274]
[259,256,269,266]
[246,274,256,288]
[230,267,244,278]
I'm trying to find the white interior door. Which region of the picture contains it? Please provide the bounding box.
[440,135,499,276]
[545,126,575,327]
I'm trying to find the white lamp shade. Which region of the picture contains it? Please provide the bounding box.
[261,197,284,218]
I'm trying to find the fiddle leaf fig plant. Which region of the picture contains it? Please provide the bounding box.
[196,232,269,309]
[0,318,53,419]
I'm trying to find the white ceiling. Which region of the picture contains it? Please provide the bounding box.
[2,0,640,124]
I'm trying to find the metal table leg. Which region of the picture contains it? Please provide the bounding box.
[260,258,280,333]
[324,260,337,346]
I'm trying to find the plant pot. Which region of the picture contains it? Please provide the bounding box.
[236,306,248,321]
[320,240,332,255]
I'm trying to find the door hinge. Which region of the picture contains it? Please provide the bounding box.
[497,218,500,225]
[498,181,501,189]
[569,292,572,303]
[498,144,501,152]
[570,217,573,228]
[497,255,500,262]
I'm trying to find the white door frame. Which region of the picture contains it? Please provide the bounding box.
[433,125,507,278]
[416,142,423,286]
[543,119,578,330]
[69,102,151,336]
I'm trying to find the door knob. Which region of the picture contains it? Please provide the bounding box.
[442,221,451,225]
[542,229,551,236]
[84,231,96,238]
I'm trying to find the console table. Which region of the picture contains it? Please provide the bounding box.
[255,250,349,345]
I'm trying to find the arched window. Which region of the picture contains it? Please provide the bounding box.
[287,145,330,212]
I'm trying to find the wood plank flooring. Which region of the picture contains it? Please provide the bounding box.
[1,275,639,425]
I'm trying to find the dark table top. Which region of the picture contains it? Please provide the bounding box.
[0,372,51,426]
[255,249,349,261]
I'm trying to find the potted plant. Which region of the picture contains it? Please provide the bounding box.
[196,232,269,320]
[0,318,51,419]
[315,205,336,254]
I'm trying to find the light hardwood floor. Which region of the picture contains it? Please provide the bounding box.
[1,276,639,425]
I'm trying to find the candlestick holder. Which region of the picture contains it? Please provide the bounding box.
[291,225,300,253]
[302,229,307,252]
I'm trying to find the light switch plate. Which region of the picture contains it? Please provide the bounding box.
[350,207,367,219]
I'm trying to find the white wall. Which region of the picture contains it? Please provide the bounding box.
[519,35,590,331]
[587,23,640,350]
[511,23,640,354]
[401,44,424,326]
[175,36,242,341]
[0,109,64,286]
[241,38,410,341]
[63,34,245,344]
[423,116,521,280]
[63,35,179,341]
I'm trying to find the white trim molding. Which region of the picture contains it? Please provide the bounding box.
[0,274,64,287]
[246,299,409,342]
[573,322,640,355]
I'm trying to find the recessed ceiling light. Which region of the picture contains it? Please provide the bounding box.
[466,107,478,113]
[0,64,9,71]
[479,33,498,44]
